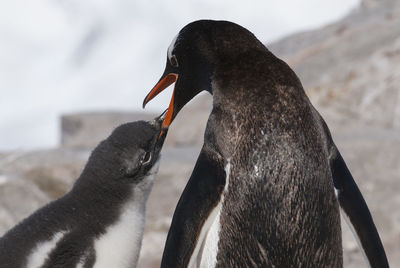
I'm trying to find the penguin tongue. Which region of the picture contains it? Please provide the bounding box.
[157,109,168,121]
[153,109,168,128]
[143,73,178,132]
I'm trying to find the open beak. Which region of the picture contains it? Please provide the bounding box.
[152,110,168,148]
[143,73,178,137]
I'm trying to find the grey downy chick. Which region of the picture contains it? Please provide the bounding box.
[0,114,168,268]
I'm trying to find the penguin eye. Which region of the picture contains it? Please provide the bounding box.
[142,152,152,165]
[170,55,178,68]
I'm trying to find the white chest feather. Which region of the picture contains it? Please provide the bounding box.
[93,164,158,268]
[93,201,145,268]
[188,161,231,268]
[26,231,66,268]
[196,204,222,268]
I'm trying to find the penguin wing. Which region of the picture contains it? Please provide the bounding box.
[330,148,389,268]
[161,147,226,268]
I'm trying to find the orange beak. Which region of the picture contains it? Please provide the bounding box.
[143,73,178,137]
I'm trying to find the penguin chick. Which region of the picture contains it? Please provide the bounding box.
[0,115,167,268]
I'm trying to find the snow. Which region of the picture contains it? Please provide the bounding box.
[0,0,360,150]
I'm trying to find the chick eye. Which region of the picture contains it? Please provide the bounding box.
[142,152,152,165]
[170,55,178,68]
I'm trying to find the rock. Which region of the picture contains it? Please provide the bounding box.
[361,0,395,10]
[0,174,50,235]
[0,149,88,236]
[60,94,212,149]
[268,0,400,129]
[61,111,157,149]
[0,149,89,200]
[336,136,400,267]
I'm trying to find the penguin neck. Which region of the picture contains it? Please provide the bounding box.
[70,164,158,268]
[90,185,150,268]
[72,173,131,210]
[70,164,157,223]
[208,56,308,160]
[88,184,148,268]
[207,79,248,159]
[89,164,159,268]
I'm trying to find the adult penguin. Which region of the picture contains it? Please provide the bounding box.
[143,20,388,267]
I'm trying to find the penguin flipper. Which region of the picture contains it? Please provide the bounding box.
[161,147,226,268]
[330,148,389,268]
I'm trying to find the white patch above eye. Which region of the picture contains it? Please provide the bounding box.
[168,34,178,60]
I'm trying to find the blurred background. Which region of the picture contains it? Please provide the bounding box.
[1,0,359,150]
[1,0,399,267]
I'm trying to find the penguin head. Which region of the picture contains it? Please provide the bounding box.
[142,20,265,133]
[84,112,167,187]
